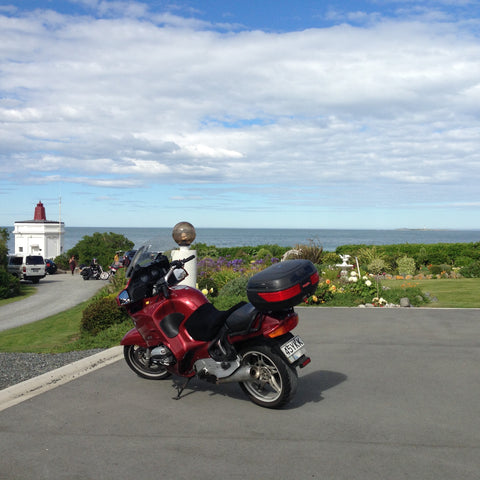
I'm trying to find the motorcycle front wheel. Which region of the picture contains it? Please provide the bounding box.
[100,271,109,280]
[123,345,172,380]
[238,344,298,409]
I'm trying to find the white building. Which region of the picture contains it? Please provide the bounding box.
[13,201,65,259]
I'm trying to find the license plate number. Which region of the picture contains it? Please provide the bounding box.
[280,335,306,363]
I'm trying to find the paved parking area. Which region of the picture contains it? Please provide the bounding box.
[0,307,479,479]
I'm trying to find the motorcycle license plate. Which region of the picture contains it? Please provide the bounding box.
[280,335,306,363]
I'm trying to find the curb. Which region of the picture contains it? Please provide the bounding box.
[0,346,124,412]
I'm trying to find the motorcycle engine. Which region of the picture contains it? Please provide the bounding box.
[151,345,175,366]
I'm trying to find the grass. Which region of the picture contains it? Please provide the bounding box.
[0,300,90,353]
[0,284,36,307]
[1,278,479,354]
[382,278,480,308]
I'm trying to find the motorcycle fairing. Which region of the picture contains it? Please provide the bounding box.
[160,313,185,338]
[121,327,147,347]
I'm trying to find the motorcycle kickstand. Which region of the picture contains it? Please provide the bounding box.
[174,378,191,400]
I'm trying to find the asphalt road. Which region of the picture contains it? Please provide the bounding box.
[0,272,105,332]
[1,307,479,479]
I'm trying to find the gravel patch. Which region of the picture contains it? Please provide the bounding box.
[0,350,106,390]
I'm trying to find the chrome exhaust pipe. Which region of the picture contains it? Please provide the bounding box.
[216,365,260,384]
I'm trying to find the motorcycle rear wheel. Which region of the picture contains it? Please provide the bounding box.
[124,345,172,380]
[238,344,298,409]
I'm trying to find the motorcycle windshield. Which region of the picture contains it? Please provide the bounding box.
[125,245,163,278]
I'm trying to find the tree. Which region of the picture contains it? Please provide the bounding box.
[0,228,8,269]
[0,228,21,299]
[66,232,134,268]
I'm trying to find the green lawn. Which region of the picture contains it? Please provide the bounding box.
[0,285,36,307]
[0,301,88,353]
[382,278,480,308]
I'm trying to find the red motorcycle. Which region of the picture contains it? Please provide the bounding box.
[117,246,319,409]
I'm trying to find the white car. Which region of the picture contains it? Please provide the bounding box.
[7,255,46,283]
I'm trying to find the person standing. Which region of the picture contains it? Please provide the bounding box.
[69,255,76,275]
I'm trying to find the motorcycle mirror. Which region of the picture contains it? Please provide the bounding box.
[118,290,131,305]
[173,268,187,282]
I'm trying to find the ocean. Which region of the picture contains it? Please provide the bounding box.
[4,226,480,255]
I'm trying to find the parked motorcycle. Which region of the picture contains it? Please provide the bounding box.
[108,264,122,277]
[117,246,319,408]
[81,262,109,281]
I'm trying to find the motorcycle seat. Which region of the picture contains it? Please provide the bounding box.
[185,302,245,342]
[225,303,259,336]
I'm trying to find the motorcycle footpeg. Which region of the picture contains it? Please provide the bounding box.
[209,336,237,362]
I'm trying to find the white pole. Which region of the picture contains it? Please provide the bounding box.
[58,196,62,257]
[355,256,361,278]
[171,246,197,288]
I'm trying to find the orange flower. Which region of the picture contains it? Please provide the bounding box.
[326,279,331,285]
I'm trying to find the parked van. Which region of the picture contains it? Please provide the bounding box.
[7,255,46,283]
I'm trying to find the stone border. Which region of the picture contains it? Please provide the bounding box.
[0,346,123,412]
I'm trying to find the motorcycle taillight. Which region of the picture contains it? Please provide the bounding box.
[265,313,299,338]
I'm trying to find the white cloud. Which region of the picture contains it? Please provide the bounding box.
[1,3,480,228]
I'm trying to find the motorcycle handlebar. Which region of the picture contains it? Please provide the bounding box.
[182,254,196,263]
[172,255,195,267]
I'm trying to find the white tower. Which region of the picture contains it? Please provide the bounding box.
[13,201,65,259]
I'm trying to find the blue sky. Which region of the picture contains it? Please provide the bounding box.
[1,0,480,229]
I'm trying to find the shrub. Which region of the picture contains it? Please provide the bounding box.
[328,292,364,307]
[67,231,134,269]
[211,294,247,310]
[255,248,273,260]
[344,274,378,303]
[67,319,132,350]
[197,276,219,296]
[396,256,416,276]
[460,261,480,278]
[0,228,9,269]
[428,264,451,275]
[54,252,70,270]
[321,252,340,266]
[454,256,474,267]
[310,281,336,304]
[320,267,341,282]
[368,258,387,275]
[81,294,129,335]
[219,275,249,298]
[211,269,240,290]
[415,247,428,267]
[0,270,21,299]
[358,246,385,265]
[194,243,290,262]
[381,285,429,306]
[287,240,323,264]
[106,268,128,294]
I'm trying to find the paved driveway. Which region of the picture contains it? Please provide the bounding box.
[0,273,105,331]
[0,307,479,479]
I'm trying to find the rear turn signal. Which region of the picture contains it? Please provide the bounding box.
[265,314,299,338]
